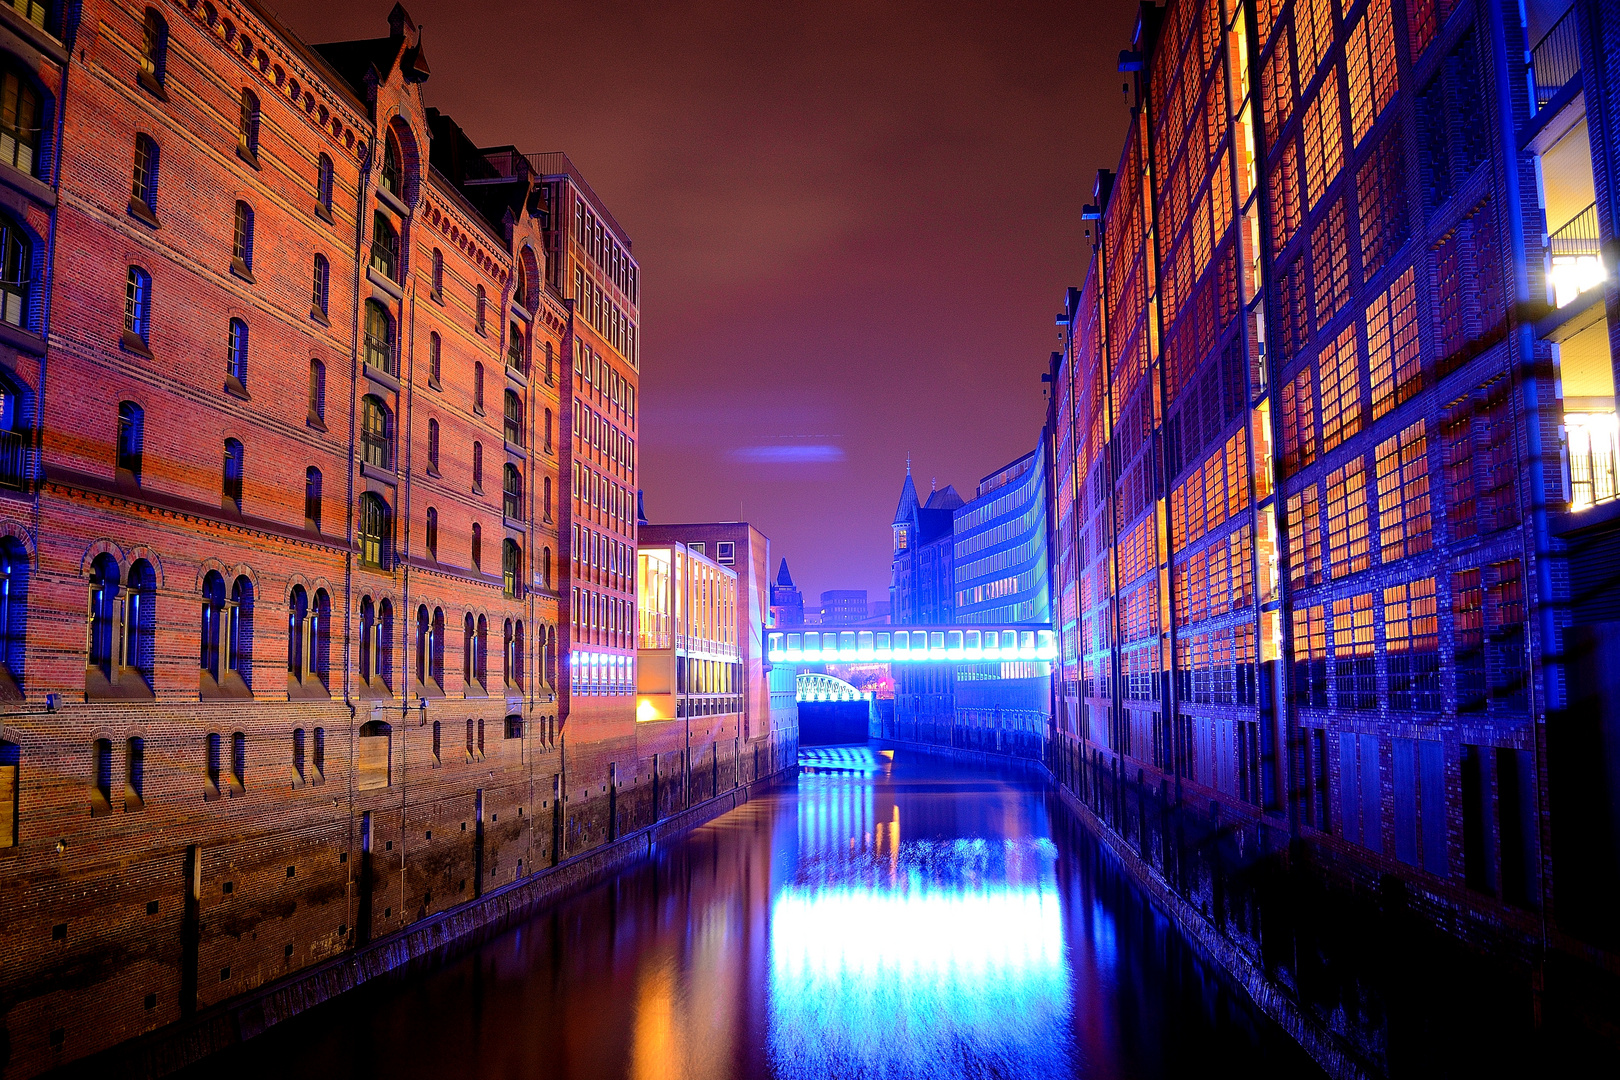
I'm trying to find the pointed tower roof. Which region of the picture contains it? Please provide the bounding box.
[892,470,921,525]
[776,558,795,587]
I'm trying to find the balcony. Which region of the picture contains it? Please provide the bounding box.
[1531,6,1581,114]
[1566,412,1618,511]
[0,428,28,490]
[1550,202,1605,308]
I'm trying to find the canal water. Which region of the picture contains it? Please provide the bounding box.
[199,749,1321,1079]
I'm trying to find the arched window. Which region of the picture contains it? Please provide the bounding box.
[116,401,143,483]
[507,322,524,371]
[229,731,245,794]
[226,575,252,688]
[471,521,482,570]
[292,728,306,787]
[91,738,113,816]
[472,441,484,492]
[308,359,326,426]
[503,619,514,687]
[232,201,254,275]
[361,395,390,469]
[0,59,42,175]
[357,720,391,790]
[359,492,389,568]
[124,558,155,690]
[131,134,159,216]
[463,612,476,689]
[427,417,440,472]
[543,408,553,453]
[287,585,308,684]
[503,463,522,520]
[473,362,485,412]
[140,8,169,90]
[414,604,429,687]
[502,538,521,599]
[0,215,27,330]
[543,476,552,522]
[476,285,487,333]
[381,131,403,198]
[541,546,551,590]
[0,537,27,697]
[237,88,260,160]
[377,598,393,691]
[504,389,522,444]
[431,720,441,766]
[124,265,151,349]
[514,621,525,688]
[358,596,374,684]
[200,570,225,685]
[370,211,399,280]
[364,299,393,374]
[543,341,554,386]
[425,505,438,559]
[316,153,333,216]
[125,736,145,811]
[429,330,442,384]
[310,589,331,688]
[222,438,244,510]
[545,625,557,688]
[87,554,120,684]
[475,614,488,688]
[305,466,322,531]
[431,607,445,686]
[226,318,248,388]
[431,248,443,295]
[311,254,329,317]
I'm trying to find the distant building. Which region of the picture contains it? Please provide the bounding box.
[889,469,965,737]
[770,559,806,627]
[818,590,868,625]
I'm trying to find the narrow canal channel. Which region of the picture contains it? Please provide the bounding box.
[196,750,1322,1079]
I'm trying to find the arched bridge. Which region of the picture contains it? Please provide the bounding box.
[768,625,1056,665]
[795,672,867,703]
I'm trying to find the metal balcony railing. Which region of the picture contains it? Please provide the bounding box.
[1565,413,1620,511]
[1549,202,1605,307]
[1531,6,1581,112]
[0,429,28,490]
[364,332,394,376]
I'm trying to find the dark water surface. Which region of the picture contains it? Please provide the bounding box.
[200,749,1321,1079]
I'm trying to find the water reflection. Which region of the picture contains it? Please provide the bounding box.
[193,752,1320,1080]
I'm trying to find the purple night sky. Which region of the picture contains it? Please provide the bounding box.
[277,0,1141,601]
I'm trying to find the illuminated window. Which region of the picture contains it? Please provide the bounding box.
[1318,322,1362,452]
[1452,569,1485,711]
[1331,592,1376,709]
[1269,139,1302,252]
[0,59,41,176]
[1295,0,1336,77]
[1367,266,1421,420]
[1375,420,1432,562]
[1291,603,1327,706]
[1302,74,1343,211]
[1384,578,1439,712]
[1311,196,1351,331]
[1281,253,1309,360]
[1325,458,1370,578]
[1286,483,1323,588]
[1406,0,1456,62]
[1346,0,1398,146]
[1358,130,1408,280]
[237,88,259,159]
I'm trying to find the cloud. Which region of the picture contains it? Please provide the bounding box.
[729,444,846,464]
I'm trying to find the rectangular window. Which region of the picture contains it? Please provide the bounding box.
[1302,73,1344,211]
[1452,568,1486,711]
[1367,266,1421,419]
[1485,560,1527,711]
[1286,483,1324,588]
[1325,459,1371,578]
[1281,363,1316,474]
[1346,0,1399,145]
[1375,419,1432,562]
[1481,380,1519,531]
[1311,196,1352,331]
[1358,130,1408,280]
[1333,592,1376,709]
[1442,404,1477,540]
[1269,138,1303,252]
[1261,31,1294,133]
[1318,322,1361,452]
[1291,603,1328,706]
[1385,578,1440,711]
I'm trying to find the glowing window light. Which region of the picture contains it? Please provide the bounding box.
[1551,254,1607,309]
[1566,411,1620,510]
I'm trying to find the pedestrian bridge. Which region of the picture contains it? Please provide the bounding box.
[796,672,868,703]
[768,625,1056,664]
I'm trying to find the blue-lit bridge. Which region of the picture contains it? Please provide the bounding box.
[767,625,1056,665]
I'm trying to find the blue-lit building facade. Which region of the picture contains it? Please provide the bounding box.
[890,472,964,737]
[953,444,1052,743]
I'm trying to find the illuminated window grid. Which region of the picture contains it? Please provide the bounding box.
[1384,578,1440,712]
[1291,603,1328,706]
[1311,196,1352,331]
[1282,363,1317,474]
[1358,130,1406,281]
[1375,419,1433,562]
[1345,0,1399,147]
[1287,483,1324,589]
[1282,253,1309,361]
[1326,458,1372,578]
[1441,403,1478,541]
[1332,592,1377,710]
[1367,266,1421,420]
[1270,139,1303,252]
[1406,0,1457,62]
[1451,568,1486,711]
[1318,321,1362,452]
[1295,0,1336,79]
[1262,34,1295,134]
[1302,73,1344,212]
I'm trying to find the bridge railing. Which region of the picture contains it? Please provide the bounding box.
[768,627,1056,664]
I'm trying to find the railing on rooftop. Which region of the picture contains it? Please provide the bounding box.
[1531,5,1581,113]
[525,152,633,248]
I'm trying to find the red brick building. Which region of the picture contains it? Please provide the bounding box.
[0,3,792,1075]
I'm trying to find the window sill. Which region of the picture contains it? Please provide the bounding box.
[472,404,485,417]
[504,441,527,459]
[367,265,404,300]
[315,202,334,224]
[363,362,400,393]
[415,681,444,699]
[428,377,443,392]
[506,363,526,386]
[472,484,484,497]
[224,375,251,401]
[200,670,253,700]
[375,185,409,217]
[0,159,54,208]
[120,330,153,359]
[361,461,396,485]
[426,464,440,478]
[430,289,444,306]
[307,411,327,432]
[0,319,44,357]
[236,144,261,170]
[230,257,255,284]
[127,198,160,229]
[287,676,330,701]
[137,68,168,102]
[310,305,330,327]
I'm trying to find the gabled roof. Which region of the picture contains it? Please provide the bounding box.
[892,471,920,525]
[924,485,964,511]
